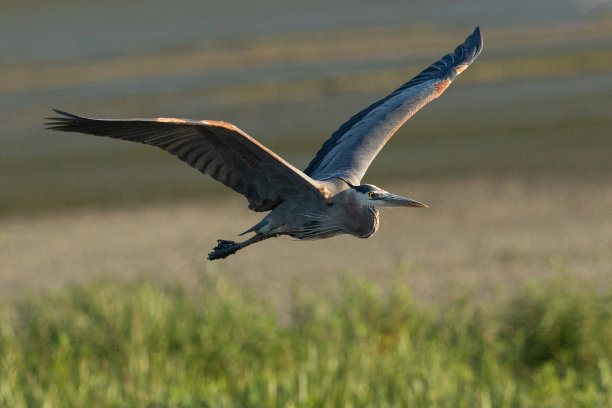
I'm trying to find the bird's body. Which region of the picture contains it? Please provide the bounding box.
[46,27,483,260]
[251,179,379,240]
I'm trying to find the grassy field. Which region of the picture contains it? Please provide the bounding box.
[2,174,609,406]
[1,274,612,407]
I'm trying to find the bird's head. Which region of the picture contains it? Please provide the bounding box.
[352,184,428,208]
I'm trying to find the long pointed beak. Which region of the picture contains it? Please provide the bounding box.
[378,192,428,208]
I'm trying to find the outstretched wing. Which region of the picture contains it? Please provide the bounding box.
[46,110,322,211]
[304,27,483,185]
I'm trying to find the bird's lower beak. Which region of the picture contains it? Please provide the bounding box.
[379,193,428,208]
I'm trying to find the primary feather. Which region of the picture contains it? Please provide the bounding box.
[304,27,483,185]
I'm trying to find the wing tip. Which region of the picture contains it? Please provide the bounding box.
[44,108,82,131]
[471,25,483,52]
[51,108,80,119]
[444,26,482,78]
[461,26,483,65]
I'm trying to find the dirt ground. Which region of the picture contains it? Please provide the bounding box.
[2,176,611,309]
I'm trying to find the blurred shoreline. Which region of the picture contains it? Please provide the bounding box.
[2,18,611,215]
[2,175,610,306]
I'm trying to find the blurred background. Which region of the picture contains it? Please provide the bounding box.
[2,1,612,405]
[1,0,611,303]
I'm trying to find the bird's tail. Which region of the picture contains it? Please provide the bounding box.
[238,219,269,236]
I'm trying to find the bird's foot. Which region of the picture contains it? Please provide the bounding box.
[208,239,241,260]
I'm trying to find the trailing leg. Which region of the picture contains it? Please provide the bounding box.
[207,233,271,260]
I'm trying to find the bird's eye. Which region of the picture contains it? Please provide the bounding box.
[369,192,374,198]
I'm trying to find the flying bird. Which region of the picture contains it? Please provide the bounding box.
[46,27,483,260]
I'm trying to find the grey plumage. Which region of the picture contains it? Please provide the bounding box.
[45,27,483,260]
[304,27,483,185]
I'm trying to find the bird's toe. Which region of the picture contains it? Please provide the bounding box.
[207,239,240,260]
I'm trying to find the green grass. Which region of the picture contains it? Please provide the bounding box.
[1,274,612,407]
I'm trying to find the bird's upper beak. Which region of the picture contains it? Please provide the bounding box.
[374,192,428,208]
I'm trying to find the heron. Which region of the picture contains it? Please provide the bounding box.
[46,27,482,260]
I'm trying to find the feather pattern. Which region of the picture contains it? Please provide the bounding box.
[46,110,322,211]
[289,211,346,239]
[304,27,483,185]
